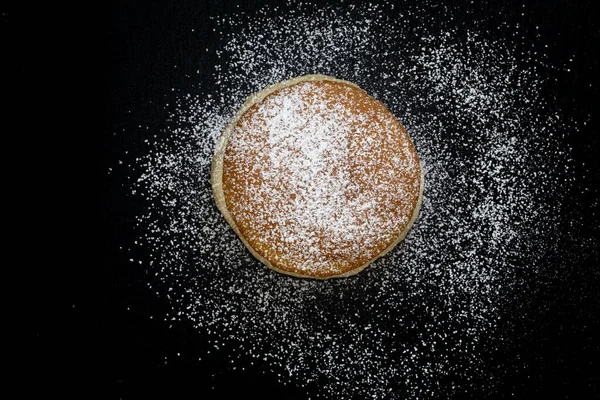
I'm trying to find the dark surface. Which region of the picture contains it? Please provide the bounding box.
[105,1,599,399]
[14,0,597,398]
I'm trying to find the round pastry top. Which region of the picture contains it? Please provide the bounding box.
[218,76,422,278]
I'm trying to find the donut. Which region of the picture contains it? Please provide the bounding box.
[211,75,423,279]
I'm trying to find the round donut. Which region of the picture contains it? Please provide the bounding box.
[211,75,423,279]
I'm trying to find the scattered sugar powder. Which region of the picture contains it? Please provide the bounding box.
[128,2,582,398]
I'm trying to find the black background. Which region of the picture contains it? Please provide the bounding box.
[9,0,598,398]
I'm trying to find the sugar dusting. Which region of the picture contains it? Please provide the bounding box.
[129,2,579,398]
[221,79,421,276]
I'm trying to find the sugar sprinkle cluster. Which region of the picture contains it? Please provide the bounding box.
[128,2,579,398]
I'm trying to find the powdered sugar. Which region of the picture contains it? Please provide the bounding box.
[127,2,580,398]
[220,79,420,275]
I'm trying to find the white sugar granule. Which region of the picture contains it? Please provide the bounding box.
[129,2,580,399]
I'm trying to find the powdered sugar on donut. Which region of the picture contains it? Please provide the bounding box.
[222,80,421,275]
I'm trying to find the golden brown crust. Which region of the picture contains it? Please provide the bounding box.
[211,74,423,279]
